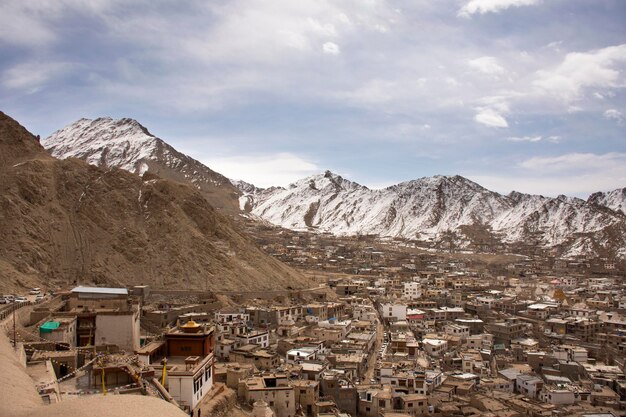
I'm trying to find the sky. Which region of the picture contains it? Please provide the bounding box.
[1,0,625,198]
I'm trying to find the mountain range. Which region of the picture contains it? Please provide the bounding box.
[44,117,626,260]
[0,112,310,292]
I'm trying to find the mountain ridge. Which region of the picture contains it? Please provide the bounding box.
[44,117,626,260]
[235,171,626,259]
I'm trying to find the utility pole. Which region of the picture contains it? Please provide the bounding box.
[13,304,16,348]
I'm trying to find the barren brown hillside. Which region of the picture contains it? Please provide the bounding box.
[0,111,311,292]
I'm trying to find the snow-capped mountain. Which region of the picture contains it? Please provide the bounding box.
[44,117,626,259]
[45,118,240,213]
[588,188,626,215]
[236,171,626,258]
[240,171,508,238]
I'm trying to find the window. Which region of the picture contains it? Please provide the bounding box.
[193,377,202,393]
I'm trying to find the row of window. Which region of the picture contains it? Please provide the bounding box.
[193,377,202,394]
[193,367,212,394]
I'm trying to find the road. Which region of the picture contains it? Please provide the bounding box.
[364,318,384,381]
[363,298,388,382]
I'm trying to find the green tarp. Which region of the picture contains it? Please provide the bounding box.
[40,321,60,333]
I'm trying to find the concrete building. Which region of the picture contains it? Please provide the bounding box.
[402,282,422,300]
[239,374,296,417]
[380,302,407,322]
[287,346,320,364]
[515,374,543,399]
[166,354,214,412]
[539,386,576,405]
[422,338,448,357]
[39,317,77,347]
[65,286,141,351]
[292,380,320,417]
[229,345,280,371]
[444,324,470,339]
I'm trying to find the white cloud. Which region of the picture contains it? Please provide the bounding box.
[469,173,626,198]
[519,152,626,174]
[604,109,624,125]
[533,44,626,102]
[203,152,320,188]
[3,61,70,93]
[0,10,55,47]
[0,0,123,47]
[507,135,541,142]
[475,108,508,128]
[340,78,399,104]
[543,40,563,52]
[322,41,340,55]
[506,135,560,143]
[458,0,540,18]
[468,56,505,75]
[470,152,626,197]
[466,152,626,198]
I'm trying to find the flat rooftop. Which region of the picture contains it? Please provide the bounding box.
[71,286,128,295]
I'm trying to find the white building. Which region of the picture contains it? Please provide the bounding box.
[167,354,214,412]
[444,324,469,339]
[465,334,493,350]
[402,282,422,300]
[540,387,576,405]
[516,374,543,399]
[380,302,407,321]
[422,338,448,357]
[236,330,270,348]
[286,347,319,364]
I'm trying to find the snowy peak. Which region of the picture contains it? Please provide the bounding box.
[44,117,240,212]
[290,170,368,193]
[392,175,494,196]
[588,187,626,215]
[46,117,159,175]
[231,179,262,194]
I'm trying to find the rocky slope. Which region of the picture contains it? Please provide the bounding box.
[238,171,626,259]
[0,112,311,293]
[45,118,241,214]
[588,188,626,215]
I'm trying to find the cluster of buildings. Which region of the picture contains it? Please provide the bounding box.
[244,226,623,279]
[20,286,215,413]
[17,243,626,417]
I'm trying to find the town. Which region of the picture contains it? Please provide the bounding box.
[2,229,625,417]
